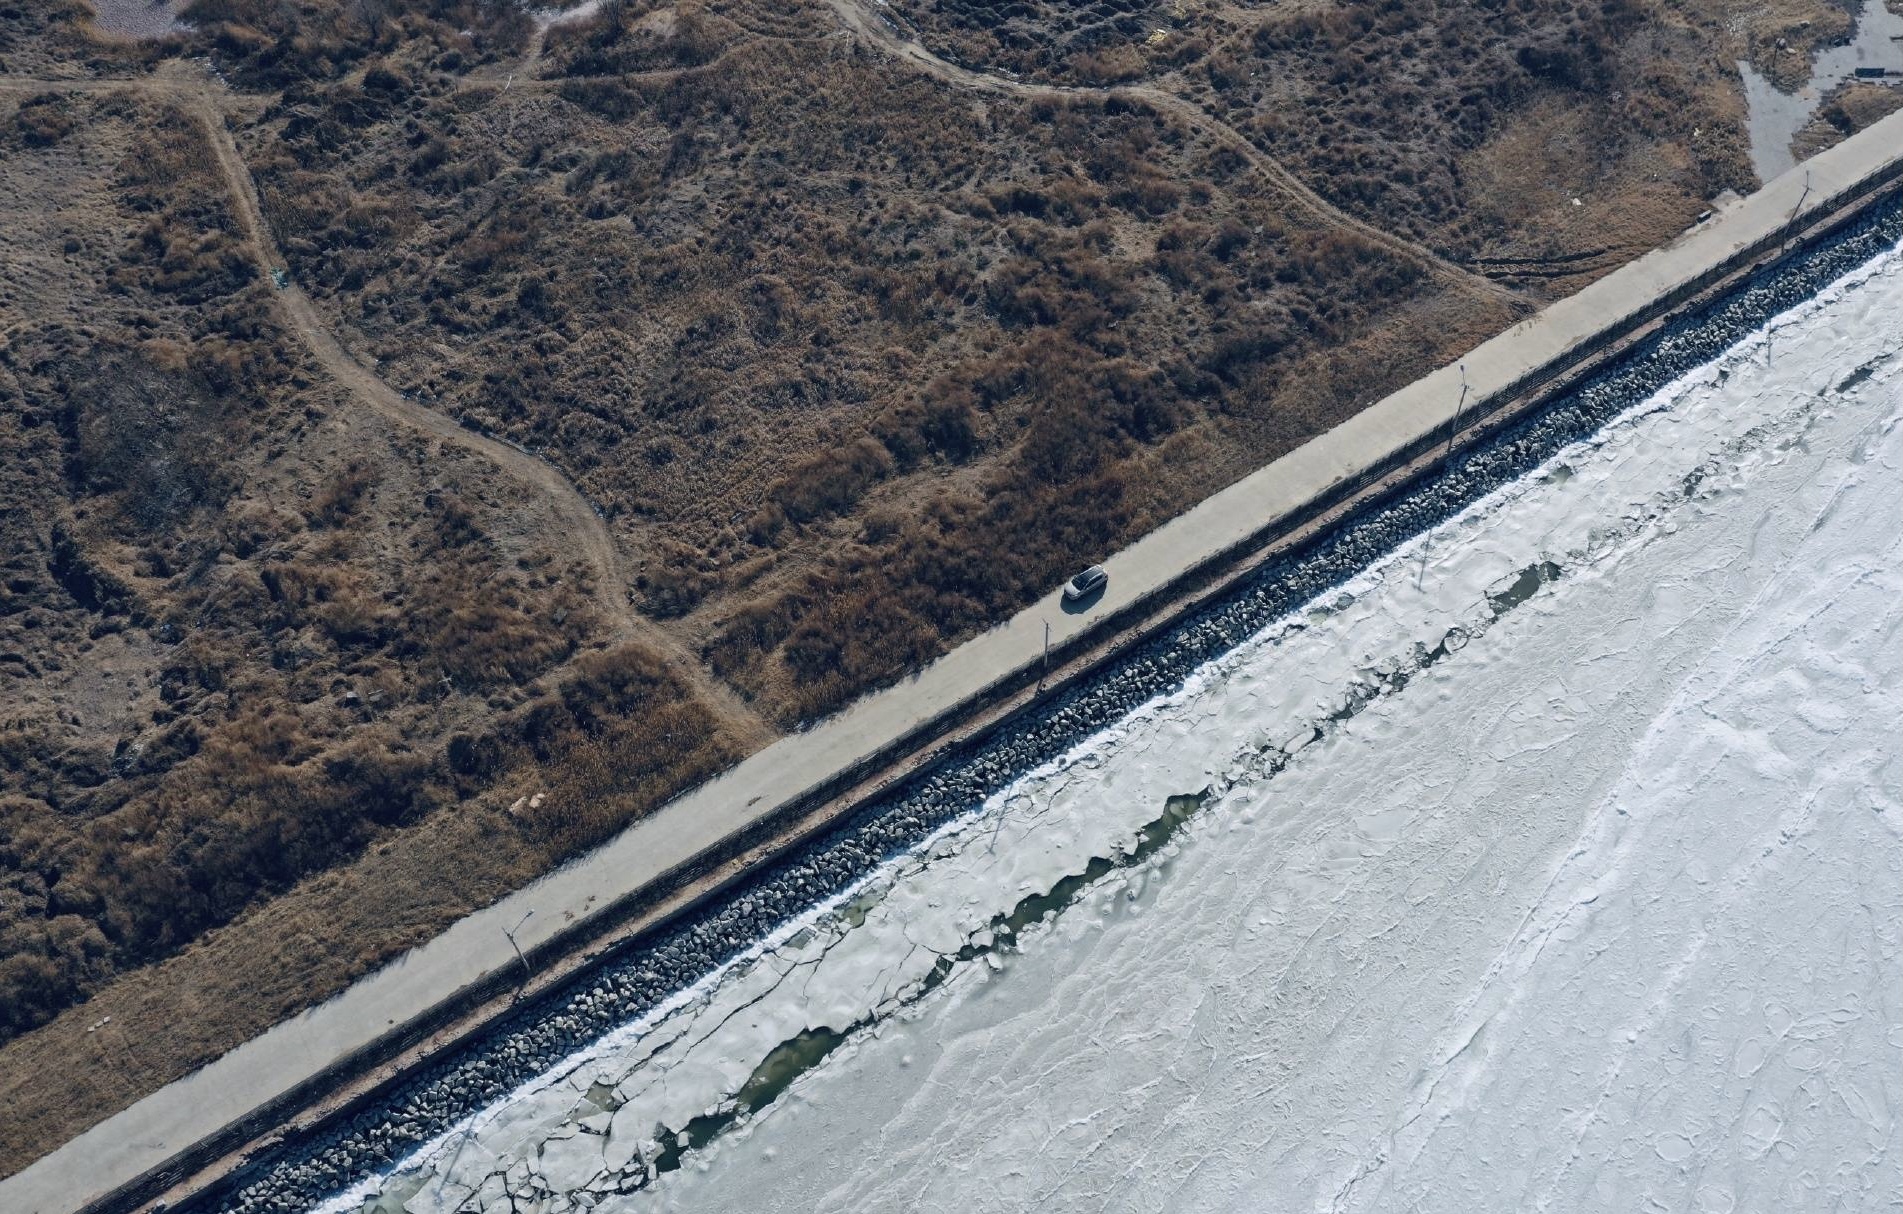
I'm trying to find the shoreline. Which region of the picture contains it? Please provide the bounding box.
[5,110,1901,1214]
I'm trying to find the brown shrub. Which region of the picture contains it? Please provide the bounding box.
[10,95,77,148]
[308,461,378,527]
[639,539,720,619]
[181,0,531,87]
[871,387,982,469]
[543,0,734,77]
[501,644,738,858]
[756,437,894,533]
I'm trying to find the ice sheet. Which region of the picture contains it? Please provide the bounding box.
[344,248,1903,1214]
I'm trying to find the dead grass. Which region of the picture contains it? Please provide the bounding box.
[1174,0,1754,268]
[237,35,1512,728]
[0,86,727,1070]
[1790,79,1903,162]
[0,0,1807,1179]
[0,788,546,1178]
[0,628,735,1176]
[883,0,1193,86]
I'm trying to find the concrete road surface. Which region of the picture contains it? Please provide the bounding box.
[5,108,1899,1214]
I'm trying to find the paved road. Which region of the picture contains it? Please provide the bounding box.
[3,97,1898,1214]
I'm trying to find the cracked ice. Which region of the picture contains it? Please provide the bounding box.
[344,248,1903,1214]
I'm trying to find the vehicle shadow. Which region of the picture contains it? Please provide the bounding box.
[1059,584,1106,615]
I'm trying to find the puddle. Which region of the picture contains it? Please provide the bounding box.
[1835,352,1890,393]
[1738,0,1903,183]
[646,1025,850,1180]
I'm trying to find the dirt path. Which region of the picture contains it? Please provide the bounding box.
[454,39,771,94]
[822,0,1524,310]
[462,0,573,85]
[0,71,775,749]
[4,9,1513,748]
[192,99,775,747]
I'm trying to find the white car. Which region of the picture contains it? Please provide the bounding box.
[1061,565,1108,603]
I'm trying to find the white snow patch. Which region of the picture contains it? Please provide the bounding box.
[334,246,1903,1214]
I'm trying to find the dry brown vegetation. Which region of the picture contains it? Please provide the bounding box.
[893,0,1760,272]
[887,0,1191,84]
[1790,77,1903,162]
[0,84,735,1067]
[235,17,1512,727]
[220,0,1774,735]
[0,0,151,75]
[1198,0,1753,256]
[0,0,1880,1180]
[180,0,533,87]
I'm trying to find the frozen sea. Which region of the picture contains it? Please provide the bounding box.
[352,247,1903,1214]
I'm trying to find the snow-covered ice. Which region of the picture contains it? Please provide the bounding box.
[345,248,1903,1214]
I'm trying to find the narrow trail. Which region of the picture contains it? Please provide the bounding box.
[6,4,1516,751]
[466,0,1517,318]
[451,37,793,96]
[184,97,777,747]
[457,0,831,92]
[0,71,776,749]
[462,0,571,85]
[822,0,1524,311]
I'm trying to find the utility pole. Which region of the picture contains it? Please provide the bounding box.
[1039,619,1050,691]
[1780,168,1812,257]
[1446,363,1471,461]
[504,909,535,998]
